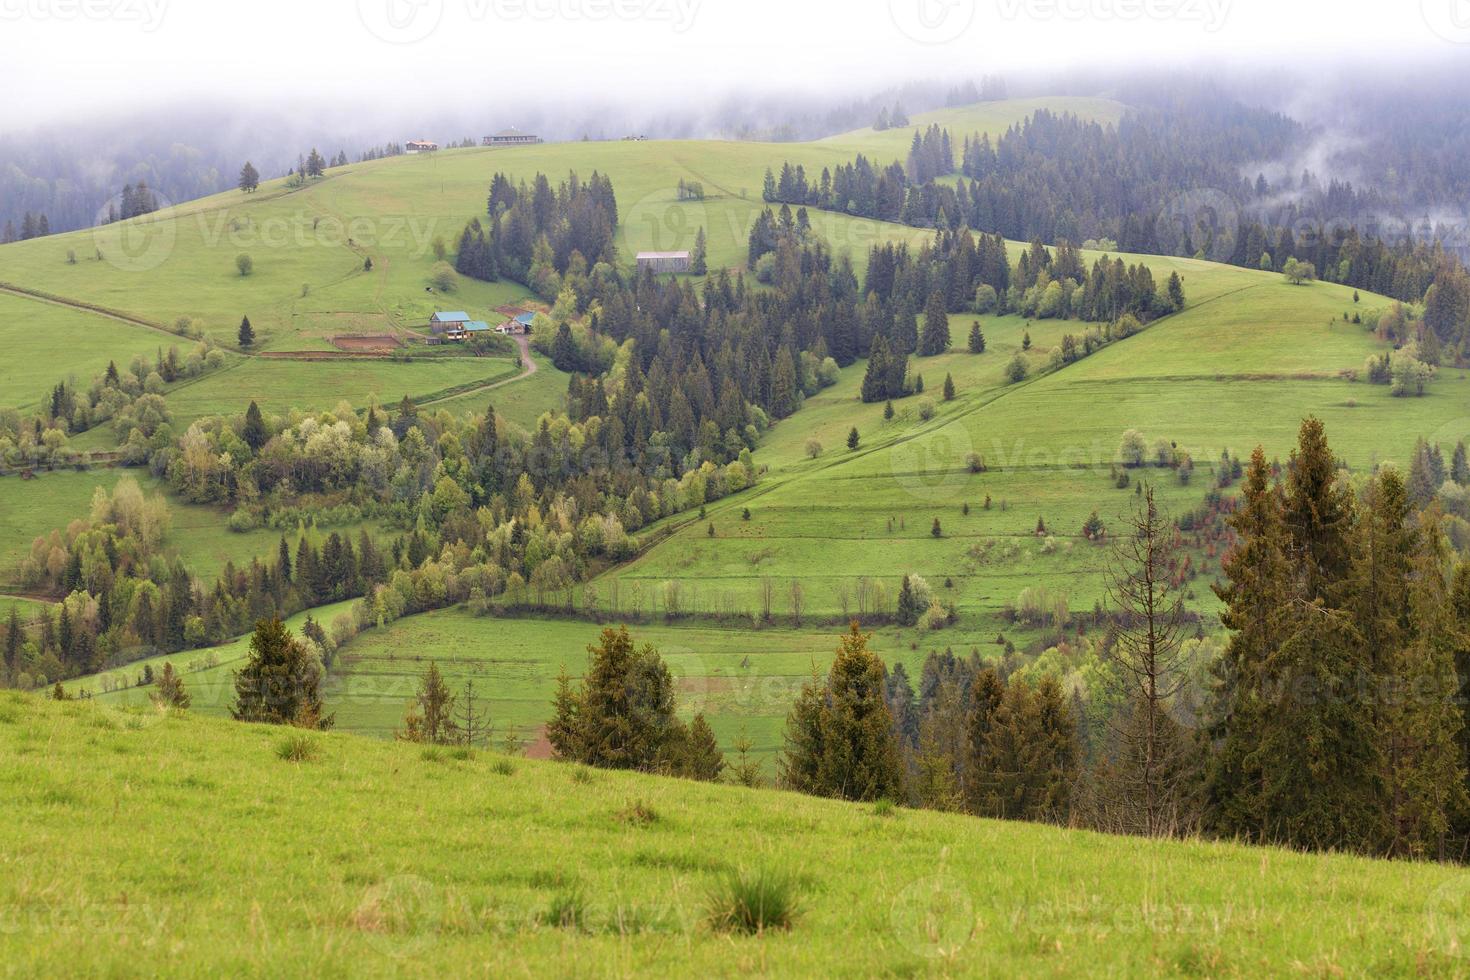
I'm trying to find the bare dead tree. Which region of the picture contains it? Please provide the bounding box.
[456,679,491,748]
[789,579,805,627]
[1098,485,1198,837]
[834,581,852,620]
[760,577,774,623]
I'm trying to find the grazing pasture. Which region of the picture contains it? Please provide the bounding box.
[1,690,1463,976]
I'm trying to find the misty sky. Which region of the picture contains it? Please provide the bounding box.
[2,0,1466,129]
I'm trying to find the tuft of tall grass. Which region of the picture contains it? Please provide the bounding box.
[274,734,320,762]
[704,867,801,935]
[539,888,588,931]
[615,800,659,826]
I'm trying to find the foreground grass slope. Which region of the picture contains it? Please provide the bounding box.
[2,690,1465,976]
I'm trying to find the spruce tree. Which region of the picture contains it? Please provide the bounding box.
[770,347,799,418]
[861,336,890,403]
[1207,446,1290,839]
[919,290,950,355]
[1283,417,1353,602]
[963,667,1005,812]
[242,401,267,453]
[968,321,985,353]
[971,677,1077,821]
[779,665,826,792]
[847,426,860,450]
[396,662,459,744]
[674,713,725,781]
[548,626,679,770]
[691,226,708,275]
[1382,512,1468,858]
[231,618,333,728]
[1257,597,1379,851]
[896,575,922,626]
[546,667,584,760]
[780,623,904,802]
[238,315,255,349]
[238,161,260,193]
[152,662,190,709]
[913,718,962,811]
[942,373,955,401]
[1348,468,1415,681]
[3,606,21,678]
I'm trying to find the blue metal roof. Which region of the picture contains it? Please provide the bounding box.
[463,321,490,332]
[514,311,536,325]
[432,311,470,322]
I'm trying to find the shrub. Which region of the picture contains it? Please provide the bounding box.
[922,600,950,630]
[428,261,457,292]
[235,253,253,276]
[705,868,800,934]
[916,398,936,421]
[1005,352,1028,383]
[1118,429,1146,467]
[491,758,516,776]
[226,508,261,533]
[965,452,986,473]
[805,438,822,459]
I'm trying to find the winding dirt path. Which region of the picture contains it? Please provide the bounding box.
[418,334,536,408]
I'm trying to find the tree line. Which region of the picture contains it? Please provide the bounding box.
[759,420,1470,863]
[453,170,618,299]
[763,106,1470,363]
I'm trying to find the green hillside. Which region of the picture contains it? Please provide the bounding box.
[0,95,1138,625]
[3,689,1463,976]
[19,98,1468,769]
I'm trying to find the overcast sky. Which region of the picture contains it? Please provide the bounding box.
[2,0,1466,130]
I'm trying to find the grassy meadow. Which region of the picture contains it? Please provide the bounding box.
[3,689,1468,976]
[596,263,1464,636]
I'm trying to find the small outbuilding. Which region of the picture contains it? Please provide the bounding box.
[496,311,536,334]
[636,251,691,274]
[483,128,542,146]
